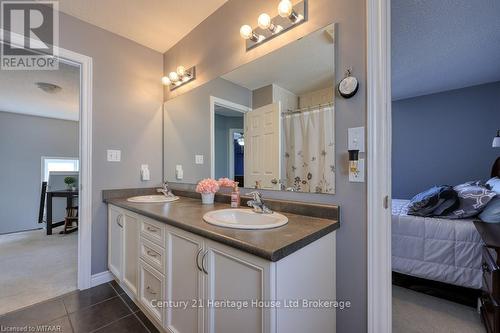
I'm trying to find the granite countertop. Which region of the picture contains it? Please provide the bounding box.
[105,196,339,262]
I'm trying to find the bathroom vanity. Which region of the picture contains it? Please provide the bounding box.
[106,194,339,333]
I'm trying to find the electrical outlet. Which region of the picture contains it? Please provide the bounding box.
[349,158,365,182]
[195,155,204,165]
[107,149,121,162]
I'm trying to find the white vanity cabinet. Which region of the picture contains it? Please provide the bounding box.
[204,239,272,333]
[107,206,140,296]
[108,206,124,280]
[108,204,336,333]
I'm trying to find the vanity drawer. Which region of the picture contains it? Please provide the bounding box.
[141,218,166,247]
[140,237,165,274]
[139,260,164,324]
[482,246,500,300]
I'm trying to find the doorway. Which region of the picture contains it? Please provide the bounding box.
[0,33,93,315]
[210,96,251,185]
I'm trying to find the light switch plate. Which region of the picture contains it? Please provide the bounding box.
[175,165,183,180]
[107,149,121,162]
[348,127,365,152]
[195,155,204,165]
[349,158,365,182]
[141,164,150,181]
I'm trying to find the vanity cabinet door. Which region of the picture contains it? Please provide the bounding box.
[203,240,273,333]
[108,205,124,281]
[123,212,140,296]
[165,227,205,333]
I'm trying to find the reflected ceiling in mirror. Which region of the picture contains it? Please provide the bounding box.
[163,23,335,194]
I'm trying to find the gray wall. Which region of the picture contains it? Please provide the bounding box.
[392,81,500,199]
[0,111,78,234]
[164,78,251,183]
[58,13,164,274]
[214,114,244,179]
[163,1,367,331]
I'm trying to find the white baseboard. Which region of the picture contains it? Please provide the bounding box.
[90,270,114,287]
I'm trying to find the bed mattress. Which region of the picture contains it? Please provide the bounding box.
[392,199,483,289]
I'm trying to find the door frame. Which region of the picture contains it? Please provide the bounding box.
[209,96,251,179]
[366,0,392,332]
[1,29,94,290]
[228,128,244,180]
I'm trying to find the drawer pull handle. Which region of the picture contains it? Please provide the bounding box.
[146,250,158,258]
[146,226,158,233]
[146,286,157,295]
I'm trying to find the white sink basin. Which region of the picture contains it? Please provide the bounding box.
[203,209,288,230]
[127,195,179,203]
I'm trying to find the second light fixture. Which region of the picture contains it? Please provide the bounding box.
[240,0,307,50]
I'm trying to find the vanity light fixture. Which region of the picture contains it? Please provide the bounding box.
[239,0,307,51]
[162,65,196,91]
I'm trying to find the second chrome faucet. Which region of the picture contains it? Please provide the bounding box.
[247,191,273,214]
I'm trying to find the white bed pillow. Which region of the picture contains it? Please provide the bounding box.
[487,177,500,194]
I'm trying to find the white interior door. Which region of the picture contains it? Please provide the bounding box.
[244,102,281,190]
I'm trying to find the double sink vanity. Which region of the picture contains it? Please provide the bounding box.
[104,189,339,333]
[105,19,342,333]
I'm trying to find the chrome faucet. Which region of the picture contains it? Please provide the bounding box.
[247,191,273,214]
[157,181,174,197]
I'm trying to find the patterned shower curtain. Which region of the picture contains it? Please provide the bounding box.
[282,105,335,193]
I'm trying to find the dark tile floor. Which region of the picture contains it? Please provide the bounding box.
[0,281,159,333]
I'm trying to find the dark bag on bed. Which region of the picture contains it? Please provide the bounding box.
[407,185,458,217]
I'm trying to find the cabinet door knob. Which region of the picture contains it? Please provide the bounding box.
[146,250,157,258]
[196,248,203,272]
[146,226,157,232]
[201,250,209,274]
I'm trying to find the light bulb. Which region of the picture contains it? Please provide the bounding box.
[176,65,186,77]
[161,76,171,86]
[168,71,179,82]
[278,0,293,17]
[240,25,253,39]
[258,13,271,29]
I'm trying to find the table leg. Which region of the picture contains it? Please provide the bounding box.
[47,193,53,235]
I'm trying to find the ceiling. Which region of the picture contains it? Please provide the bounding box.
[392,0,500,100]
[222,24,335,95]
[0,62,80,121]
[51,0,229,53]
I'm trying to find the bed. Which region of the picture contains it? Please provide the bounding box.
[392,199,483,289]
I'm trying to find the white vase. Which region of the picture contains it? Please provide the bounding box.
[201,192,215,204]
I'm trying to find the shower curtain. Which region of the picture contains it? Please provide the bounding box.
[282,105,335,193]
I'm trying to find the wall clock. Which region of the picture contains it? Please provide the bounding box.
[338,68,359,99]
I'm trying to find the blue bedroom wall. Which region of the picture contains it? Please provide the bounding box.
[392,81,500,199]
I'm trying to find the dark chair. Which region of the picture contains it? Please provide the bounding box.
[61,206,78,234]
[38,181,47,224]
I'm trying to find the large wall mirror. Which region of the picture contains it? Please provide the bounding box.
[164,23,335,194]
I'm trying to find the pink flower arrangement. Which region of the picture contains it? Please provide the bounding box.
[196,178,220,194]
[218,177,236,188]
